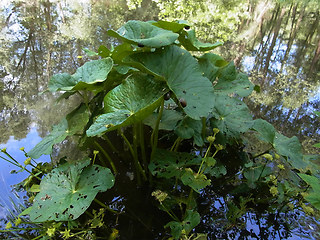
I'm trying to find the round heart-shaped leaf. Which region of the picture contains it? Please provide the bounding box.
[29,159,115,222]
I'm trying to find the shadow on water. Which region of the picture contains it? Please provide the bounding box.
[0,0,320,239]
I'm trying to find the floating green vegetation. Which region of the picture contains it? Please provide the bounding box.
[1,20,319,239]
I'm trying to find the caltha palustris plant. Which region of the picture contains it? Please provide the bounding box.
[2,20,318,240]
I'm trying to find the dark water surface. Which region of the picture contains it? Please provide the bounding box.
[0,0,319,239]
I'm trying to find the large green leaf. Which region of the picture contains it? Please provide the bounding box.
[274,132,306,169]
[86,74,166,136]
[210,95,253,138]
[107,20,179,48]
[28,104,90,159]
[180,168,211,193]
[178,28,223,51]
[149,149,201,179]
[48,58,113,92]
[29,159,114,222]
[129,45,215,120]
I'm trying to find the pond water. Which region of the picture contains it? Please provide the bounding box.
[0,0,319,239]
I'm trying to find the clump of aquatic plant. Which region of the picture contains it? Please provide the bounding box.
[1,20,319,239]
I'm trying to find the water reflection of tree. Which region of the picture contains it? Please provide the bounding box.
[238,2,320,153]
[0,0,159,144]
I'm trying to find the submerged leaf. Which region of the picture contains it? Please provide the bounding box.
[29,159,115,222]
[107,20,179,48]
[149,149,201,179]
[129,45,215,120]
[86,74,165,136]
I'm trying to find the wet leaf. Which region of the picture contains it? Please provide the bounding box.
[98,45,111,58]
[129,45,215,120]
[210,95,253,138]
[305,193,320,210]
[107,20,179,48]
[48,58,113,92]
[29,159,115,222]
[149,149,201,179]
[244,165,272,188]
[86,74,165,136]
[181,168,211,193]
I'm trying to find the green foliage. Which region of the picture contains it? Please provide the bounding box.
[2,19,319,239]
